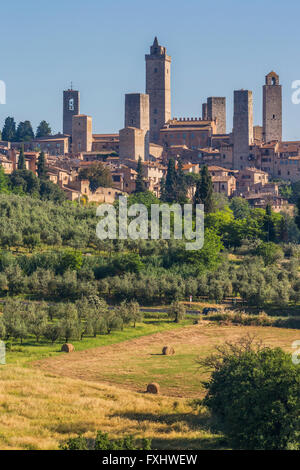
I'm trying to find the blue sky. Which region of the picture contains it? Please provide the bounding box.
[1,0,300,139]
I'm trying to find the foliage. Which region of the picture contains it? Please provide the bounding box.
[78,162,112,191]
[168,300,186,323]
[135,157,147,193]
[15,121,34,142]
[2,117,16,142]
[200,337,300,449]
[36,121,52,138]
[60,430,152,450]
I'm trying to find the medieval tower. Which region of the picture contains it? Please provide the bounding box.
[207,97,226,134]
[145,37,171,143]
[233,90,253,170]
[63,88,80,136]
[119,93,150,161]
[263,71,282,143]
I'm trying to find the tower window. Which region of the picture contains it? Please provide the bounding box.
[154,109,157,114]
[68,98,74,111]
[154,119,157,124]
[272,77,276,85]
[154,68,158,73]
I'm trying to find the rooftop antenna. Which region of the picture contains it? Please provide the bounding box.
[70,81,73,90]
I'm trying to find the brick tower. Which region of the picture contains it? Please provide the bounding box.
[263,71,282,143]
[233,90,253,170]
[63,88,80,136]
[145,37,171,143]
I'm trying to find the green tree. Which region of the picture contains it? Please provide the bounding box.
[78,162,112,191]
[229,197,251,219]
[263,204,276,242]
[0,165,9,193]
[36,120,52,138]
[37,151,48,179]
[2,117,16,141]
[10,169,40,195]
[135,157,147,193]
[176,159,188,203]
[168,300,186,323]
[199,165,213,213]
[17,146,26,170]
[200,338,300,450]
[162,158,177,203]
[15,121,34,142]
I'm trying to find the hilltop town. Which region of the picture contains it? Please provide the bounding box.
[0,37,296,213]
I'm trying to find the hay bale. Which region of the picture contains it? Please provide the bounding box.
[61,343,75,353]
[147,383,160,394]
[162,346,175,356]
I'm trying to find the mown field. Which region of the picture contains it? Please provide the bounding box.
[0,316,299,450]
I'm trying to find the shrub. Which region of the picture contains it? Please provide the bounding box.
[200,337,300,449]
[60,431,151,450]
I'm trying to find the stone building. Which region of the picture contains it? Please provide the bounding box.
[119,127,147,161]
[206,97,226,134]
[263,71,282,143]
[160,117,216,149]
[145,37,171,143]
[72,115,92,153]
[63,88,80,136]
[119,93,150,161]
[233,90,253,170]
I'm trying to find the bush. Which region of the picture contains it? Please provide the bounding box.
[60,431,151,450]
[200,337,300,449]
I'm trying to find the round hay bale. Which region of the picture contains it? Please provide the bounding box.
[162,346,175,356]
[147,383,160,394]
[61,343,75,353]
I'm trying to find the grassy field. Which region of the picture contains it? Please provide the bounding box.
[0,317,299,450]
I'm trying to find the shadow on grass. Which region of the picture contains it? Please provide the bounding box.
[113,410,227,450]
[151,436,228,450]
[113,410,210,431]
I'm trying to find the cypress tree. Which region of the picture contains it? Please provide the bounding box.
[199,165,213,213]
[263,204,276,242]
[163,158,177,203]
[37,151,48,180]
[176,159,188,203]
[135,157,146,193]
[17,146,26,170]
[2,117,16,142]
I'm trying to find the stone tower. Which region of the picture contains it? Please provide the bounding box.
[233,90,253,170]
[207,97,226,134]
[125,93,149,131]
[145,37,171,143]
[72,115,92,154]
[63,88,80,135]
[121,93,150,160]
[263,71,282,143]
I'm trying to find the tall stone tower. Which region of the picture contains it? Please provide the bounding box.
[263,71,282,143]
[207,97,226,134]
[125,93,149,131]
[145,37,171,143]
[233,90,253,170]
[72,115,92,154]
[63,88,80,136]
[121,93,150,160]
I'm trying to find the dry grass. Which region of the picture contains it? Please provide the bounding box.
[0,364,222,450]
[35,323,299,397]
[1,322,299,450]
